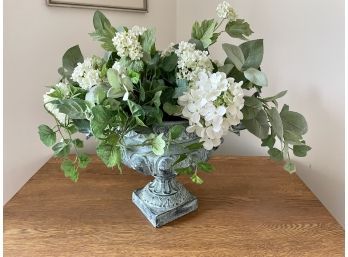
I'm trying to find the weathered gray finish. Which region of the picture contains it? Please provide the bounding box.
[122,121,210,227]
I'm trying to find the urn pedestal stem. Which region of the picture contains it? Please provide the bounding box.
[132,165,198,228]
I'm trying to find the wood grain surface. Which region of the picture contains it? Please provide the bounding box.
[4,156,344,257]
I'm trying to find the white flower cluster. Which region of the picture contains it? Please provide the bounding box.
[71,57,101,90]
[175,41,213,82]
[178,72,244,150]
[43,82,70,124]
[112,26,147,61]
[216,1,237,21]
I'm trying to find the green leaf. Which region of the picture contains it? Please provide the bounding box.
[242,96,263,119]
[85,85,107,105]
[107,87,124,99]
[107,69,121,89]
[78,154,90,169]
[242,109,269,139]
[163,102,182,115]
[222,43,245,71]
[218,64,234,75]
[191,173,204,184]
[61,45,84,78]
[127,100,145,117]
[73,119,91,134]
[161,53,178,72]
[283,161,296,174]
[61,159,78,182]
[38,125,56,147]
[240,39,263,69]
[191,19,218,48]
[261,134,276,148]
[225,19,253,40]
[141,28,156,54]
[197,162,214,173]
[51,99,89,119]
[173,79,189,98]
[150,91,162,109]
[267,107,283,139]
[52,141,71,158]
[73,139,84,148]
[186,142,204,151]
[280,110,308,136]
[283,130,303,145]
[96,142,122,169]
[175,166,193,175]
[151,133,166,156]
[169,125,185,140]
[268,148,283,161]
[173,154,188,166]
[90,106,110,138]
[89,11,116,51]
[293,145,311,157]
[262,91,287,102]
[244,68,268,87]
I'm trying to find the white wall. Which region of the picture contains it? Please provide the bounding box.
[177,0,345,226]
[3,0,177,203]
[4,0,345,228]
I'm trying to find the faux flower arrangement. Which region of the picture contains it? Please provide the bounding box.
[39,2,310,183]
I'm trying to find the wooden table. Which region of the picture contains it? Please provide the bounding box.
[4,156,344,257]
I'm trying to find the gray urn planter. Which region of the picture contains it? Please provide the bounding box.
[121,121,211,227]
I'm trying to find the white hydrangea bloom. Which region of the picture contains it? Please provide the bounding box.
[71,57,101,90]
[175,41,213,82]
[178,71,244,150]
[43,82,70,124]
[112,26,147,61]
[216,1,237,21]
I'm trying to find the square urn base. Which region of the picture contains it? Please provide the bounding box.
[132,189,198,228]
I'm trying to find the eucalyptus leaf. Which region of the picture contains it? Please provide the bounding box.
[218,64,234,75]
[89,11,116,51]
[280,110,308,136]
[242,109,269,139]
[268,148,283,161]
[293,145,311,157]
[62,45,84,78]
[263,91,287,102]
[222,43,245,71]
[240,39,263,69]
[241,96,262,120]
[267,107,283,139]
[244,68,268,87]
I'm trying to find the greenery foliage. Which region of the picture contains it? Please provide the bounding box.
[39,4,310,183]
